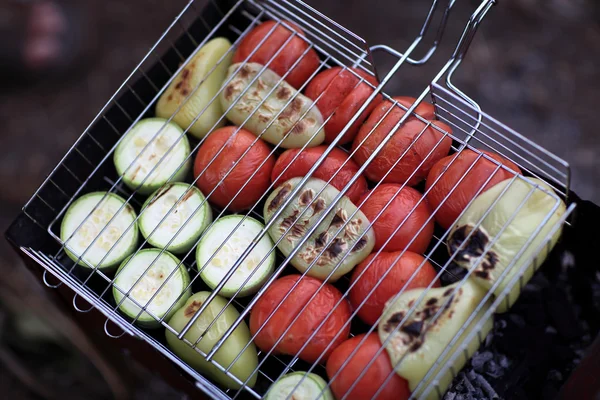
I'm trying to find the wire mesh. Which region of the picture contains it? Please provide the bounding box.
[15,0,574,399]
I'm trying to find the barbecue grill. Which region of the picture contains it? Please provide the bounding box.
[5,0,600,399]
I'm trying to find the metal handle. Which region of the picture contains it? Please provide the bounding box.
[104,319,128,339]
[72,293,94,313]
[42,269,62,289]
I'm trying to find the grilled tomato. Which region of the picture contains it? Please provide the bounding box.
[271,146,368,204]
[352,96,452,186]
[358,184,433,253]
[232,20,320,89]
[250,274,352,363]
[425,149,521,229]
[193,126,275,212]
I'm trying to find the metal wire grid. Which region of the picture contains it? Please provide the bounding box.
[15,0,574,399]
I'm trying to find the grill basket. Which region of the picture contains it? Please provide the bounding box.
[5,0,591,399]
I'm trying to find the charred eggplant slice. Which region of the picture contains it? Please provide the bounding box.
[264,177,375,282]
[447,177,566,313]
[378,280,493,399]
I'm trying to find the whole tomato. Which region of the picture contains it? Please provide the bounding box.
[271,146,368,204]
[326,333,410,400]
[352,96,452,186]
[305,67,380,145]
[359,184,434,253]
[425,149,521,229]
[349,251,440,325]
[193,126,274,212]
[233,20,320,89]
[249,275,351,364]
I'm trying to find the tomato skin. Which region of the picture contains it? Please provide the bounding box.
[425,149,522,229]
[271,146,368,204]
[249,275,351,364]
[193,127,274,212]
[359,184,433,253]
[349,251,440,325]
[232,20,320,89]
[326,333,410,400]
[352,97,452,186]
[305,67,380,145]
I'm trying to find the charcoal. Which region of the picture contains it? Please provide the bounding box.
[507,314,526,328]
[475,373,500,399]
[545,287,584,339]
[471,351,494,372]
[485,360,505,379]
[444,392,456,400]
[498,354,510,369]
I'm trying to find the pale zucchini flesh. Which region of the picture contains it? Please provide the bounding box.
[61,192,138,270]
[113,249,191,328]
[113,118,191,195]
[165,291,259,389]
[447,178,566,313]
[140,183,212,254]
[156,37,234,139]
[219,62,325,149]
[266,372,334,400]
[264,177,375,282]
[196,215,275,298]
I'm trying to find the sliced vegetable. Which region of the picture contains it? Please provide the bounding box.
[156,37,234,139]
[326,333,410,400]
[352,97,452,187]
[304,66,380,145]
[264,177,375,282]
[139,183,212,254]
[193,126,275,211]
[232,20,320,89]
[266,372,334,400]
[219,63,325,149]
[114,118,191,195]
[271,146,368,204]
[166,292,258,389]
[112,249,190,328]
[196,215,275,298]
[425,149,521,229]
[378,280,493,398]
[358,184,433,253]
[61,192,138,270]
[448,177,566,313]
[349,251,440,326]
[250,275,351,364]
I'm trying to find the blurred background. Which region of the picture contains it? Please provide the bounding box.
[0,0,598,399]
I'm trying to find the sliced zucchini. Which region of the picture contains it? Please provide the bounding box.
[139,183,212,254]
[196,215,275,298]
[156,37,233,139]
[266,372,334,400]
[61,191,138,270]
[114,118,191,195]
[112,249,190,328]
[166,291,259,389]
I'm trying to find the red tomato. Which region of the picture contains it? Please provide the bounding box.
[326,333,410,400]
[271,146,368,204]
[352,96,452,186]
[249,275,351,364]
[193,127,274,212]
[359,184,434,253]
[349,251,440,325]
[233,20,320,89]
[305,67,380,145]
[425,149,522,229]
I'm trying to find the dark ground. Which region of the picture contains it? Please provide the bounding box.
[0,0,599,399]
